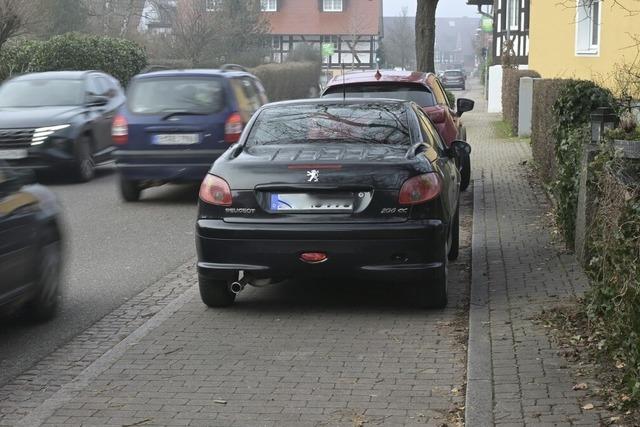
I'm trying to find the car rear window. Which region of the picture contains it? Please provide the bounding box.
[0,79,84,107]
[246,103,411,147]
[127,77,225,114]
[323,84,436,107]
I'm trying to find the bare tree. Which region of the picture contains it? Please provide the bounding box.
[0,0,34,50]
[171,0,219,66]
[415,0,439,72]
[385,7,416,70]
[84,0,147,38]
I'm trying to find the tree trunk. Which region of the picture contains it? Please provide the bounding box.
[415,0,439,73]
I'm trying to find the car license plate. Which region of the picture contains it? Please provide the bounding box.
[0,149,28,159]
[152,134,200,145]
[270,193,354,212]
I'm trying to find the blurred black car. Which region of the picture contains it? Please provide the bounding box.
[0,71,125,182]
[196,99,470,309]
[0,161,63,320]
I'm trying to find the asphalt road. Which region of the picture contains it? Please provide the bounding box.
[0,167,199,385]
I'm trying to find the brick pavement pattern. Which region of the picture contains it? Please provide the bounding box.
[464,101,613,426]
[0,196,472,424]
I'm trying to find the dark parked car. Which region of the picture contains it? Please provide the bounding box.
[322,70,474,190]
[196,99,470,309]
[441,70,466,90]
[0,71,125,182]
[0,161,63,320]
[113,65,268,201]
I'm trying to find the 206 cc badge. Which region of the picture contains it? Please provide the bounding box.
[307,169,320,182]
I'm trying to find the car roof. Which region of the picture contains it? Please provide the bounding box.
[134,69,255,80]
[10,71,97,81]
[261,98,411,109]
[325,70,434,88]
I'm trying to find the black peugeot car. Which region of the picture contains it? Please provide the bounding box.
[0,71,125,182]
[195,99,469,309]
[0,161,64,320]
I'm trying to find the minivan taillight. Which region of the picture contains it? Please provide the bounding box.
[112,114,128,145]
[199,174,232,206]
[399,173,442,205]
[224,112,243,143]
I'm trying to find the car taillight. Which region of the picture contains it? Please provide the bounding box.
[224,112,243,143]
[399,173,442,205]
[199,174,232,206]
[112,114,128,145]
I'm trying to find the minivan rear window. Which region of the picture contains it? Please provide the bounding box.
[127,77,225,114]
[323,84,436,107]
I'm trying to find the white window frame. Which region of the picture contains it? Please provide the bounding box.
[575,0,601,56]
[261,0,277,12]
[323,0,343,12]
[206,0,222,12]
[507,0,519,30]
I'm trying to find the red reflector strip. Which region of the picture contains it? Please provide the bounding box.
[288,164,342,170]
[300,252,328,264]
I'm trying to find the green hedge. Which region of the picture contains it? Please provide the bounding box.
[586,150,640,403]
[250,61,321,102]
[550,80,613,246]
[502,68,540,136]
[0,33,147,84]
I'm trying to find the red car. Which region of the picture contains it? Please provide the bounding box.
[322,70,474,190]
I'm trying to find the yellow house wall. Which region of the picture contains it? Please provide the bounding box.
[529,0,640,89]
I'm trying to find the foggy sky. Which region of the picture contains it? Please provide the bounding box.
[383,0,479,18]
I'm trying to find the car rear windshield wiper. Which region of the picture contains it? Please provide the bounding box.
[161,111,209,121]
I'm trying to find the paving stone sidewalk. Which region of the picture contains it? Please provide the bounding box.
[464,103,613,426]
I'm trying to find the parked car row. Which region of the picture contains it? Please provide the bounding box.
[0,65,475,318]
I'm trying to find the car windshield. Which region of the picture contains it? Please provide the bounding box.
[246,103,411,147]
[323,84,436,107]
[127,77,225,114]
[0,79,85,107]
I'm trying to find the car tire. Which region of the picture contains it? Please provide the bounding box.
[73,134,95,183]
[415,248,448,309]
[26,231,62,321]
[448,205,460,261]
[199,276,236,307]
[119,175,142,202]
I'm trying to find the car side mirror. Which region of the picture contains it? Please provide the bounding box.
[86,94,109,107]
[456,98,475,117]
[445,140,472,158]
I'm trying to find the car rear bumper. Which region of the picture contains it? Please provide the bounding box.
[114,149,225,182]
[442,81,465,89]
[196,219,446,282]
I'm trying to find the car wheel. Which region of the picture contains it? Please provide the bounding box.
[199,275,236,307]
[460,152,471,192]
[26,232,62,321]
[448,205,460,261]
[415,248,448,309]
[73,134,95,182]
[119,175,141,202]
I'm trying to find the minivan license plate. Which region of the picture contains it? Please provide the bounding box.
[153,134,199,145]
[0,149,28,159]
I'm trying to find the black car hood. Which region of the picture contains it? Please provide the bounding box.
[0,106,83,129]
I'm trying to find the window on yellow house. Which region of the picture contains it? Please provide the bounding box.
[575,0,600,55]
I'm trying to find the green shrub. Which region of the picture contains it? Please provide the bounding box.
[585,149,640,403]
[445,89,455,109]
[251,61,321,101]
[502,68,540,136]
[551,80,613,246]
[0,33,147,84]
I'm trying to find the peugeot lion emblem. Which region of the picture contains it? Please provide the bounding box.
[306,169,320,182]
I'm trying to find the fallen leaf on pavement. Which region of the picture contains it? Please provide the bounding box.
[214,400,227,404]
[621,394,631,402]
[573,383,588,390]
[615,361,626,369]
[582,403,594,410]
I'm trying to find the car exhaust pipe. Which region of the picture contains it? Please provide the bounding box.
[229,279,247,294]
